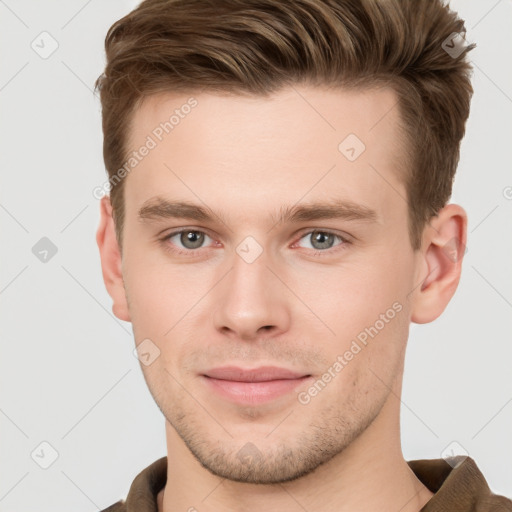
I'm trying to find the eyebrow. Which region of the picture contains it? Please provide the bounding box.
[137,196,378,227]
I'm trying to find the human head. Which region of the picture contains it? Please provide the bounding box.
[95,0,475,253]
[95,0,473,490]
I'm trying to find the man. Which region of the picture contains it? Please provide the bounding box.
[94,0,512,510]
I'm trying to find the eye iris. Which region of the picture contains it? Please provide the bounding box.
[180,231,204,249]
[311,231,334,250]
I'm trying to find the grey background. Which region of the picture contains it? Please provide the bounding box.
[0,0,511,510]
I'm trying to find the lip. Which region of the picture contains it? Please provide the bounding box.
[203,366,310,382]
[201,366,312,405]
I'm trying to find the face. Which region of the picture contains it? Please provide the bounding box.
[116,85,423,483]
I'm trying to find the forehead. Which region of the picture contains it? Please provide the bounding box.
[129,85,401,146]
[123,85,407,224]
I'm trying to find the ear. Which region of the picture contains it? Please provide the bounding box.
[410,203,467,324]
[96,196,131,322]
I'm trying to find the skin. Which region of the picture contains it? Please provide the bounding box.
[97,85,467,512]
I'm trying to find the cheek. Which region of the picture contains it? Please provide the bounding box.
[123,246,200,322]
[313,260,402,324]
[307,256,409,368]
[123,252,218,373]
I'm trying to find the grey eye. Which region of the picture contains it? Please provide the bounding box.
[301,230,339,251]
[179,230,206,249]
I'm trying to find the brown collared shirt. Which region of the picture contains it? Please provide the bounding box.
[101,456,512,511]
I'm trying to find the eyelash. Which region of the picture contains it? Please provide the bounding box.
[159,228,351,258]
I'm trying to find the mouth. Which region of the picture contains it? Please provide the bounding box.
[201,366,313,405]
[203,365,311,382]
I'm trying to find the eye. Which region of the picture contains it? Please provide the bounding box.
[294,229,349,254]
[162,229,214,255]
[160,228,350,258]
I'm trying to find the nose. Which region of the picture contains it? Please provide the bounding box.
[212,245,291,342]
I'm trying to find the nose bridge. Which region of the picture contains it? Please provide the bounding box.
[232,236,271,293]
[213,235,290,338]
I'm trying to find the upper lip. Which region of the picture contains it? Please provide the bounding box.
[203,366,310,382]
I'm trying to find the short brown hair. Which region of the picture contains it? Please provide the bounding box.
[95,0,475,251]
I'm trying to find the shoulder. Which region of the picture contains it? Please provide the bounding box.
[408,456,512,510]
[480,495,512,511]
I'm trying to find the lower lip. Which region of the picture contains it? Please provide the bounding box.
[202,375,312,405]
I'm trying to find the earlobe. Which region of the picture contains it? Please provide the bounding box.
[410,204,467,324]
[96,196,131,322]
